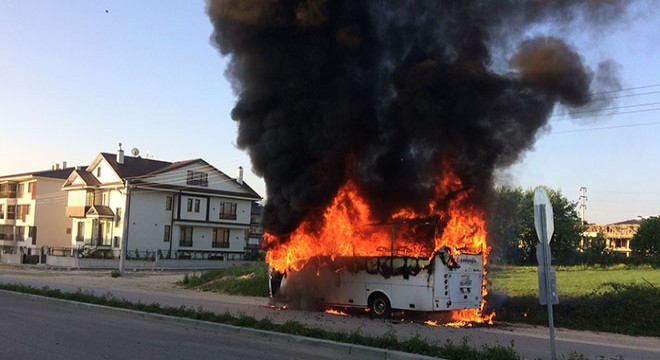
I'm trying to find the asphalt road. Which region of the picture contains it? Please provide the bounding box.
[0,291,419,360]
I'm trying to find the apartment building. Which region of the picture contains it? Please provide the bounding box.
[62,145,262,259]
[0,164,74,255]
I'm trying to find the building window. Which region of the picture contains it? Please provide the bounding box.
[16,226,25,241]
[212,228,230,248]
[186,198,193,212]
[166,196,172,210]
[28,183,36,199]
[0,205,3,219]
[21,204,30,215]
[164,225,171,242]
[76,222,85,242]
[219,202,237,220]
[92,190,108,206]
[186,170,208,187]
[17,183,24,197]
[0,183,17,198]
[96,167,101,177]
[179,226,193,247]
[16,205,30,221]
[194,199,200,213]
[115,208,122,227]
[7,205,15,220]
[86,191,94,207]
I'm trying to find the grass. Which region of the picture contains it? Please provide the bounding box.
[0,283,524,360]
[177,263,270,297]
[488,265,660,336]
[487,264,660,297]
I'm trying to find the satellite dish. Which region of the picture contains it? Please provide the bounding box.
[131,148,140,157]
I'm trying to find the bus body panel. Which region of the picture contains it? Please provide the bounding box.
[274,250,483,313]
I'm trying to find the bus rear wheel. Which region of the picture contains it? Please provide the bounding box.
[369,293,391,319]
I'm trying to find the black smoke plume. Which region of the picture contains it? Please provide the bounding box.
[206,0,627,238]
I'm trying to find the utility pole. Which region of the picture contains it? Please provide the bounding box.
[579,187,588,224]
[118,179,132,274]
[579,187,588,249]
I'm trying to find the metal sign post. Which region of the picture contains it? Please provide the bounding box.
[534,187,558,360]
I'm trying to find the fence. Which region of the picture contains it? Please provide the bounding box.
[0,245,260,268]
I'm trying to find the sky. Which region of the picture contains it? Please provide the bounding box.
[1,1,658,225]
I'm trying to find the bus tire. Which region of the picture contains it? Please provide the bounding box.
[369,293,391,319]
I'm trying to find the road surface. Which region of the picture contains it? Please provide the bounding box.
[0,291,420,360]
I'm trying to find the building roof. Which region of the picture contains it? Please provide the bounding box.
[611,218,645,225]
[73,170,101,186]
[0,167,77,181]
[99,153,172,179]
[81,153,262,199]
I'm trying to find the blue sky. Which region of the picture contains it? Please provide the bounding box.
[1,1,658,224]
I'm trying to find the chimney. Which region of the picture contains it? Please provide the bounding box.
[117,143,125,165]
[62,161,67,169]
[237,166,244,185]
[55,163,60,170]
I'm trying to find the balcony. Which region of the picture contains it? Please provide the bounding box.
[0,191,16,199]
[0,217,15,225]
[66,206,90,218]
[0,233,14,241]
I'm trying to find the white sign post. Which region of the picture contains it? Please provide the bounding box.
[534,187,558,360]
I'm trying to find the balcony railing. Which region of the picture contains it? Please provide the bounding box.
[0,233,14,241]
[0,191,17,199]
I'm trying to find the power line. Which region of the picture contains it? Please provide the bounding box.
[551,101,660,119]
[589,83,660,95]
[552,121,660,134]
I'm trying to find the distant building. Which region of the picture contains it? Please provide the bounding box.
[0,163,75,258]
[583,219,642,257]
[62,145,262,260]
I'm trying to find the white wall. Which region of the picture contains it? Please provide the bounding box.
[146,162,251,195]
[90,158,122,184]
[178,194,208,222]
[126,189,173,252]
[208,197,252,224]
[67,189,87,207]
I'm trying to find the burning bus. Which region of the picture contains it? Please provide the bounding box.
[270,243,483,318]
[265,180,493,324]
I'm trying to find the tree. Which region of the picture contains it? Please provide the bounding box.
[486,187,526,264]
[487,186,584,265]
[631,216,660,260]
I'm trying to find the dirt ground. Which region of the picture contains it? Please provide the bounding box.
[1,265,658,360]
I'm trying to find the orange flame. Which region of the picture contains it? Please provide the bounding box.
[324,308,349,316]
[265,164,493,325]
